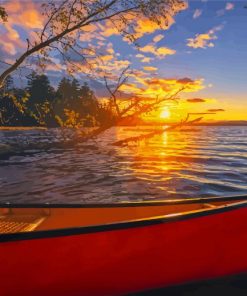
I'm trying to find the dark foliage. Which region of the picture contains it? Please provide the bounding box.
[0,74,107,128]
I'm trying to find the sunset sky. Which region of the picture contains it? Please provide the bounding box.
[0,0,246,122]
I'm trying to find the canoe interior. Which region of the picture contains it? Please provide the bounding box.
[0,199,241,234]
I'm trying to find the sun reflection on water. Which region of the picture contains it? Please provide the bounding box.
[114,127,200,187]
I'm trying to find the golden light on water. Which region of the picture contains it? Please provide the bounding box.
[114,127,199,187]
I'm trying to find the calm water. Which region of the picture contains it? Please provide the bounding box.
[0,126,246,204]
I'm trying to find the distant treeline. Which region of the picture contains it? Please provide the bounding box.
[0,73,113,128]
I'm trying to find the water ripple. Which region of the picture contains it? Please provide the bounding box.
[0,126,247,203]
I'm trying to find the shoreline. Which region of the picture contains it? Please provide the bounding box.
[0,124,247,131]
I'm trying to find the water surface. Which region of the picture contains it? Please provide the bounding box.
[0,126,246,204]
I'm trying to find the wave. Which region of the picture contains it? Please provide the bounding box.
[0,126,247,203]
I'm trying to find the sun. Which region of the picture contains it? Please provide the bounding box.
[160,107,170,119]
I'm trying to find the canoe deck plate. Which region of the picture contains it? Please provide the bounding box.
[0,215,46,234]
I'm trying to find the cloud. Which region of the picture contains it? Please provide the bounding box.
[139,44,156,54]
[0,1,44,56]
[99,1,187,40]
[2,1,43,30]
[225,3,234,11]
[120,76,205,99]
[187,98,206,103]
[177,78,194,84]
[143,66,157,72]
[187,25,224,49]
[140,44,176,58]
[153,34,164,43]
[157,47,176,56]
[135,53,153,63]
[99,20,119,37]
[0,23,25,55]
[217,2,235,16]
[136,54,145,58]
[79,23,100,43]
[106,47,114,55]
[141,57,153,63]
[207,109,225,112]
[193,9,202,19]
[45,57,67,72]
[100,54,114,62]
[133,14,176,39]
[0,41,17,55]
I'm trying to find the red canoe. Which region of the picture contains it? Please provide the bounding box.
[0,195,247,296]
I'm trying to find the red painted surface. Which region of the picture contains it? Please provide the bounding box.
[1,207,247,296]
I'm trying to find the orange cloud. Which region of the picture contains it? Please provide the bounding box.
[106,46,114,54]
[120,76,205,99]
[101,54,114,62]
[98,1,187,40]
[187,98,206,103]
[0,41,17,55]
[4,24,19,41]
[133,15,174,39]
[3,1,43,29]
[21,9,43,29]
[153,34,164,43]
[187,25,224,49]
[140,44,176,58]
[99,20,119,37]
[143,66,157,72]
[141,57,153,63]
[157,47,176,56]
[0,1,44,55]
[0,24,25,55]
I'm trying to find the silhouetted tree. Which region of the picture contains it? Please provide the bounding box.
[1,76,14,94]
[24,72,56,126]
[26,72,54,105]
[0,93,37,126]
[56,78,72,101]
[54,78,99,127]
[71,79,80,100]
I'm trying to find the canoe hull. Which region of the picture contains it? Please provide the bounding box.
[1,205,247,296]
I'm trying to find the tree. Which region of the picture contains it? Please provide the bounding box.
[26,72,54,105]
[78,82,98,117]
[0,75,14,95]
[0,0,186,87]
[57,78,72,100]
[54,77,99,127]
[25,72,55,126]
[0,87,38,127]
[71,79,80,100]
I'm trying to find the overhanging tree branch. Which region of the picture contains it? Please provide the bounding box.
[112,117,203,146]
[0,0,186,87]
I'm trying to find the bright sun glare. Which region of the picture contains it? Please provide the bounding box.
[160,107,170,119]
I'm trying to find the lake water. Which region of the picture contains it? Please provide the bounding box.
[0,126,247,204]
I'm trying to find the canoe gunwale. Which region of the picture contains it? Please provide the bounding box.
[0,194,246,209]
[1,199,247,243]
